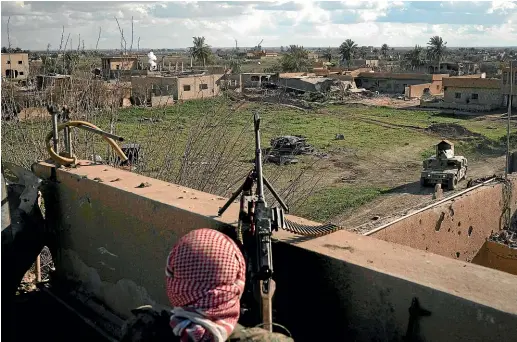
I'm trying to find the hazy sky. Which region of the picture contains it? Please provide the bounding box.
[1,1,517,50]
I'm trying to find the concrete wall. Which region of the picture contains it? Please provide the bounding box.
[443,86,503,107]
[151,95,174,107]
[406,80,444,98]
[1,53,29,80]
[177,74,222,100]
[241,73,277,88]
[131,76,178,104]
[370,178,517,263]
[34,162,517,342]
[278,77,334,92]
[472,241,517,276]
[356,74,434,94]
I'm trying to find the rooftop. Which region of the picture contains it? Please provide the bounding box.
[442,77,501,89]
[357,72,434,80]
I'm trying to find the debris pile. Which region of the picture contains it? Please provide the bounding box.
[425,123,481,139]
[264,135,314,165]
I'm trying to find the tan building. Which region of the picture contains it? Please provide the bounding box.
[501,65,517,109]
[2,53,29,80]
[442,78,502,107]
[421,77,503,112]
[405,74,447,99]
[101,55,139,79]
[131,74,224,106]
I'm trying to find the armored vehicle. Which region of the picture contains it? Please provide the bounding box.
[420,140,468,191]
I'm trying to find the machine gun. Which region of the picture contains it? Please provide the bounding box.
[218,112,287,332]
[218,113,343,332]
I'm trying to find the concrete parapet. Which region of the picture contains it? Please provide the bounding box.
[34,162,517,342]
[370,178,517,262]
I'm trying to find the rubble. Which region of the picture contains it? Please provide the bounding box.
[264,135,315,165]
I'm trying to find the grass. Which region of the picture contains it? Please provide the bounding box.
[296,185,385,222]
[2,96,514,223]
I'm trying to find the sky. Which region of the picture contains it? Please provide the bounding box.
[1,0,517,50]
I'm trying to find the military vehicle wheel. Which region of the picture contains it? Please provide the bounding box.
[447,176,458,191]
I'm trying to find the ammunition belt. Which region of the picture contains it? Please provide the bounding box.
[283,219,343,237]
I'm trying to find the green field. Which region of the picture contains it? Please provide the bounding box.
[2,97,515,223]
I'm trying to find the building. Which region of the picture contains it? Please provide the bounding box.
[131,74,224,106]
[351,59,379,68]
[278,76,334,93]
[36,74,72,90]
[501,65,517,109]
[101,55,139,79]
[421,77,503,111]
[354,72,447,94]
[241,73,278,88]
[404,74,449,99]
[2,53,29,80]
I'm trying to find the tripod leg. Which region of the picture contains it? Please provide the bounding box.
[263,176,289,212]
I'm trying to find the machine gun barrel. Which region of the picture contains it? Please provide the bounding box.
[254,113,265,203]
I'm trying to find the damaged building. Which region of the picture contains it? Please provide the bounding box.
[131,74,225,106]
[2,53,29,80]
[278,76,335,93]
[355,72,449,94]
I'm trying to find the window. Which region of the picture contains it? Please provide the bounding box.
[116,64,120,70]
[183,85,191,91]
[6,60,10,64]
[444,86,448,91]
[18,60,22,65]
[471,93,478,100]
[503,72,508,85]
[251,75,259,82]
[455,92,461,99]
[199,83,208,90]
[436,85,440,90]
[19,72,24,76]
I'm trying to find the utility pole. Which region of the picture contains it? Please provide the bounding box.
[506,60,513,178]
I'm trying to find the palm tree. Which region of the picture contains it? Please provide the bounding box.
[322,47,332,63]
[339,39,358,68]
[427,36,447,73]
[381,44,389,59]
[280,45,310,72]
[190,36,212,67]
[404,45,424,70]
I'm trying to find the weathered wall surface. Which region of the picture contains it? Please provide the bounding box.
[406,83,433,98]
[472,241,517,276]
[34,162,517,342]
[371,179,517,262]
[177,74,223,100]
[444,86,503,107]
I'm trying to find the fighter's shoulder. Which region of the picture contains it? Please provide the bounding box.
[229,324,294,342]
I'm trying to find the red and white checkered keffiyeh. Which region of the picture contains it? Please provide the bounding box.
[165,228,246,342]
